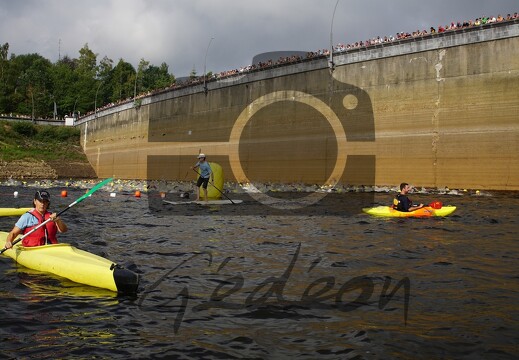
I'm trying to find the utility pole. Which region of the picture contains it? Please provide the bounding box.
[329,0,340,72]
[203,37,214,94]
[31,90,35,123]
[95,81,103,118]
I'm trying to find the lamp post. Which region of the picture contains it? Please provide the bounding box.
[94,81,102,118]
[329,0,340,72]
[73,97,79,119]
[203,37,214,94]
[49,94,57,120]
[30,90,35,123]
[133,68,140,100]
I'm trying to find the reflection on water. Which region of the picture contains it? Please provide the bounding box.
[11,268,118,300]
[0,187,518,359]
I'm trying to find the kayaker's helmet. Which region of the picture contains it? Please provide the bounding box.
[34,190,51,204]
[197,153,206,159]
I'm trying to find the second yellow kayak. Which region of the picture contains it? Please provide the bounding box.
[0,208,32,217]
[363,205,457,217]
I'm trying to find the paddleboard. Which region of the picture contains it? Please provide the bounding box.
[0,208,32,217]
[164,199,242,205]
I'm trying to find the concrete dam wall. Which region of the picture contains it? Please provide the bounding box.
[77,21,519,190]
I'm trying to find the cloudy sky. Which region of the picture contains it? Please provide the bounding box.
[1,0,517,77]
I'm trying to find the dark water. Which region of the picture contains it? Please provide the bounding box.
[0,186,518,359]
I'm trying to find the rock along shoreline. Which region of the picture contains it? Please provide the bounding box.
[0,159,97,180]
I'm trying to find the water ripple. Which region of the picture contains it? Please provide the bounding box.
[0,187,518,358]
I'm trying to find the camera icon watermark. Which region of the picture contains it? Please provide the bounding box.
[147,73,376,215]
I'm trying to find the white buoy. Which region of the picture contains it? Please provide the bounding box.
[110,192,116,197]
[13,191,19,198]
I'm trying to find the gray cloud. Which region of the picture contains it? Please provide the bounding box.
[1,0,516,77]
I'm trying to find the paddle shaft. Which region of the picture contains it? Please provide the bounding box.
[192,169,235,204]
[1,178,113,254]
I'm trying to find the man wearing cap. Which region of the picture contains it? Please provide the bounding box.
[192,154,214,202]
[3,190,68,249]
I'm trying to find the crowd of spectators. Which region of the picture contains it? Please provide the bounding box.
[0,113,64,121]
[83,12,518,118]
[1,113,34,119]
[331,13,518,51]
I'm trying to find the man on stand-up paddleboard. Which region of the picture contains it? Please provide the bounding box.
[393,183,424,212]
[192,154,214,203]
[3,190,68,249]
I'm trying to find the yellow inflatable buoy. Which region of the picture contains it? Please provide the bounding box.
[204,162,224,200]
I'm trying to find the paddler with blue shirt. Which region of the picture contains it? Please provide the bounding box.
[393,183,424,212]
[192,153,214,202]
[3,190,67,250]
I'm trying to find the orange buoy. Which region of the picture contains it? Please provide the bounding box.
[61,190,68,197]
[160,192,166,198]
[135,190,141,198]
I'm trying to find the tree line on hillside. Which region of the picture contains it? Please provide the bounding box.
[0,42,177,120]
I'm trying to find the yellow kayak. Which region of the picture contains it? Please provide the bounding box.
[363,205,457,217]
[0,231,139,293]
[0,208,32,217]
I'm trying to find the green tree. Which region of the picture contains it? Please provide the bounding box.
[29,57,54,118]
[93,55,114,112]
[75,44,98,113]
[0,42,10,112]
[52,56,80,117]
[134,58,149,97]
[77,43,98,78]
[110,59,135,102]
[0,42,180,117]
[142,62,175,92]
[189,66,197,79]
[98,56,114,78]
[8,54,53,119]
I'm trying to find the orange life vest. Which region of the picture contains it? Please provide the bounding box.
[22,209,58,247]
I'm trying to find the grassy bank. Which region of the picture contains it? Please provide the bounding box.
[0,120,87,162]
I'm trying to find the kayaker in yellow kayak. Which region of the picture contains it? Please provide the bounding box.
[3,190,68,249]
[393,183,424,212]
